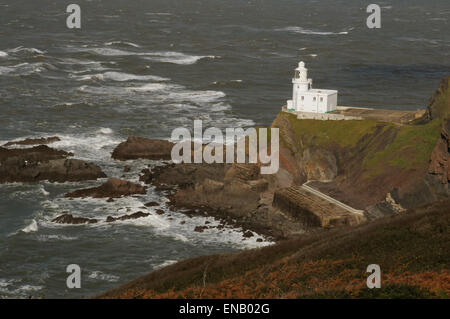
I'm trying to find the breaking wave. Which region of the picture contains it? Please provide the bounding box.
[276,26,349,35]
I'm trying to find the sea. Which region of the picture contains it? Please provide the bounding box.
[0,0,449,298]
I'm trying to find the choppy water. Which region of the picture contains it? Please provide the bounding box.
[0,0,449,298]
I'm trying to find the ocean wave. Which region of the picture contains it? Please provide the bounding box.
[69,46,218,65]
[39,185,50,196]
[143,51,219,65]
[36,234,78,242]
[51,132,123,162]
[0,51,8,57]
[276,26,348,35]
[151,260,177,270]
[21,220,38,233]
[88,271,119,282]
[0,62,51,76]
[0,66,13,75]
[8,46,45,55]
[73,71,169,82]
[105,41,140,48]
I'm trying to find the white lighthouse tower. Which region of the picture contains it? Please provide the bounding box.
[287,61,338,113]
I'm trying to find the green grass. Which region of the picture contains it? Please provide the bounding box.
[363,118,442,171]
[279,111,442,177]
[282,112,382,148]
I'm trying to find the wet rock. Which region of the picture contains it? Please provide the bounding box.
[52,213,98,224]
[106,198,114,203]
[243,230,254,238]
[155,209,165,215]
[112,136,174,161]
[145,201,159,207]
[123,165,131,172]
[194,226,208,233]
[65,178,147,198]
[3,136,60,147]
[106,211,149,222]
[0,145,106,183]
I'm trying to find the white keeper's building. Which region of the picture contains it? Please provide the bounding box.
[287,61,338,113]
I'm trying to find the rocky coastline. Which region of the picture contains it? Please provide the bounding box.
[1,77,448,243]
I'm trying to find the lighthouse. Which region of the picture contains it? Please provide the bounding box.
[287,62,338,113]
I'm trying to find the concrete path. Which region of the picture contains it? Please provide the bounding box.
[302,181,365,216]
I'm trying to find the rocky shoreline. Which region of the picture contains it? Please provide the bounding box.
[1,77,448,243]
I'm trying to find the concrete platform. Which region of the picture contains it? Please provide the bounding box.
[272,186,365,229]
[282,105,426,124]
[335,106,426,124]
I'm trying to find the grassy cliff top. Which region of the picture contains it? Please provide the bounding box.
[280,111,442,173]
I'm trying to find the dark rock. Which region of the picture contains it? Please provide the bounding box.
[52,213,98,224]
[106,198,114,202]
[243,230,254,238]
[65,178,147,198]
[3,136,60,147]
[256,238,263,242]
[0,145,106,184]
[123,165,131,172]
[194,226,208,233]
[112,136,174,161]
[106,211,150,222]
[145,201,159,207]
[155,209,165,215]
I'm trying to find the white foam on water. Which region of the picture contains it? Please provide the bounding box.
[8,46,45,55]
[0,51,8,57]
[145,12,173,16]
[143,51,219,65]
[127,82,181,92]
[151,259,177,270]
[96,127,113,134]
[73,71,169,82]
[105,41,140,48]
[39,185,50,196]
[21,220,38,233]
[86,47,137,56]
[88,271,120,282]
[276,26,348,35]
[36,234,78,242]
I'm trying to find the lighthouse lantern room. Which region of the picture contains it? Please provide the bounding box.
[287,62,338,113]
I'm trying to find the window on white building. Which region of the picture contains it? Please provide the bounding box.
[313,97,316,101]
[301,96,304,101]
[320,97,323,102]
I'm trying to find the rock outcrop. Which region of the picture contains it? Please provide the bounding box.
[65,178,147,198]
[428,119,450,185]
[106,211,150,222]
[52,211,150,225]
[0,145,106,183]
[3,136,60,147]
[112,136,174,161]
[52,213,98,224]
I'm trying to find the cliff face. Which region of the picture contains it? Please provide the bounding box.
[272,77,450,216]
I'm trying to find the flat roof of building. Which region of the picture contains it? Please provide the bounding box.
[307,89,338,95]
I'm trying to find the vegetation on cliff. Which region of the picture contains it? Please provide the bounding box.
[272,77,449,210]
[98,199,449,299]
